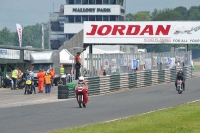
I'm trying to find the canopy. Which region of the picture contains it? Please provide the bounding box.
[60,49,74,64]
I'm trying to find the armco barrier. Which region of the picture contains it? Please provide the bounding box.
[67,66,192,98]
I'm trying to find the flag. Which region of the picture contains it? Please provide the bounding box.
[42,24,44,49]
[16,23,23,47]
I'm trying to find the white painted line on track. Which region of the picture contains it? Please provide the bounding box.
[0,99,70,109]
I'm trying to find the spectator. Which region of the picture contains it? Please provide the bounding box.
[74,52,81,80]
[11,67,18,90]
[50,68,55,86]
[36,69,45,93]
[60,64,65,75]
[177,61,180,67]
[44,72,52,94]
[103,69,106,76]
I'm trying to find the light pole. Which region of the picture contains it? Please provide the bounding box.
[69,47,84,81]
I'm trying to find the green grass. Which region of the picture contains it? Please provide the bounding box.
[193,65,200,72]
[49,101,200,133]
[194,58,200,62]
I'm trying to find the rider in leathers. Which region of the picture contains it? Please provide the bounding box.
[175,68,185,90]
[75,76,89,103]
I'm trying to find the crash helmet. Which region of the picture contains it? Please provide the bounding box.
[79,76,84,84]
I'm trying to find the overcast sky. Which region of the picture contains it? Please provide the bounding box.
[0,0,199,31]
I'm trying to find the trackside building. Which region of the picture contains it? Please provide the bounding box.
[49,0,126,49]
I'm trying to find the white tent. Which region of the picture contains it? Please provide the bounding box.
[60,49,74,64]
[82,47,124,69]
[82,47,124,59]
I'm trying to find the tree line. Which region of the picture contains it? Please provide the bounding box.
[0,5,200,51]
[0,23,49,49]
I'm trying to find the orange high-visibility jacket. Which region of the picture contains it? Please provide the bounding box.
[50,70,55,78]
[74,55,81,64]
[44,75,52,84]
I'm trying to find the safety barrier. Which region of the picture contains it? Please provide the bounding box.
[67,66,192,98]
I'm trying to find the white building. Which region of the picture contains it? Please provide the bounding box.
[49,0,126,49]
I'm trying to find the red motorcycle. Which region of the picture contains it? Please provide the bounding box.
[75,83,88,108]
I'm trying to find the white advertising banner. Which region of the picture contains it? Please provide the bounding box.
[16,23,23,47]
[124,58,127,66]
[128,58,132,67]
[0,49,20,59]
[111,59,117,73]
[84,21,200,44]
[170,58,175,68]
[103,59,109,69]
[145,58,152,70]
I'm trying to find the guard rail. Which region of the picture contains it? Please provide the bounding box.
[67,66,192,98]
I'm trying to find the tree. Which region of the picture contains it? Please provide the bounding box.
[187,6,200,20]
[133,11,151,21]
[125,13,134,21]
[0,27,14,46]
[151,8,161,20]
[154,8,182,21]
[173,6,188,20]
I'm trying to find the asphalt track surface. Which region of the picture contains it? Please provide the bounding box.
[0,77,200,133]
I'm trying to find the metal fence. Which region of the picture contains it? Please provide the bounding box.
[84,51,192,77]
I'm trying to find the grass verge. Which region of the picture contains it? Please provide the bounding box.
[49,101,200,133]
[193,65,200,72]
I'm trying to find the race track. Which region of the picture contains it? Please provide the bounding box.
[0,77,200,133]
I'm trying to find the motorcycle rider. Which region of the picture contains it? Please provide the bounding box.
[175,68,185,90]
[75,76,89,102]
[24,72,36,94]
[77,76,88,88]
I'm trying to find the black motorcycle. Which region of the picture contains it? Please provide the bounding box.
[17,78,26,89]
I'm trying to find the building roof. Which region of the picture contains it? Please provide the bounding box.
[0,45,51,51]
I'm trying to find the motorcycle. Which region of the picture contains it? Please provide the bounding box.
[177,80,183,94]
[24,79,33,94]
[17,78,26,89]
[75,83,88,108]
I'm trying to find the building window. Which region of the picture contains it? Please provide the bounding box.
[89,16,95,21]
[110,15,116,21]
[75,16,81,22]
[75,0,81,4]
[89,0,95,4]
[119,0,124,6]
[96,0,102,4]
[103,0,109,4]
[121,9,125,14]
[68,16,74,22]
[68,34,75,40]
[82,0,88,4]
[103,16,109,21]
[82,16,89,22]
[68,0,74,4]
[96,16,102,21]
[110,0,116,4]
[120,16,124,21]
